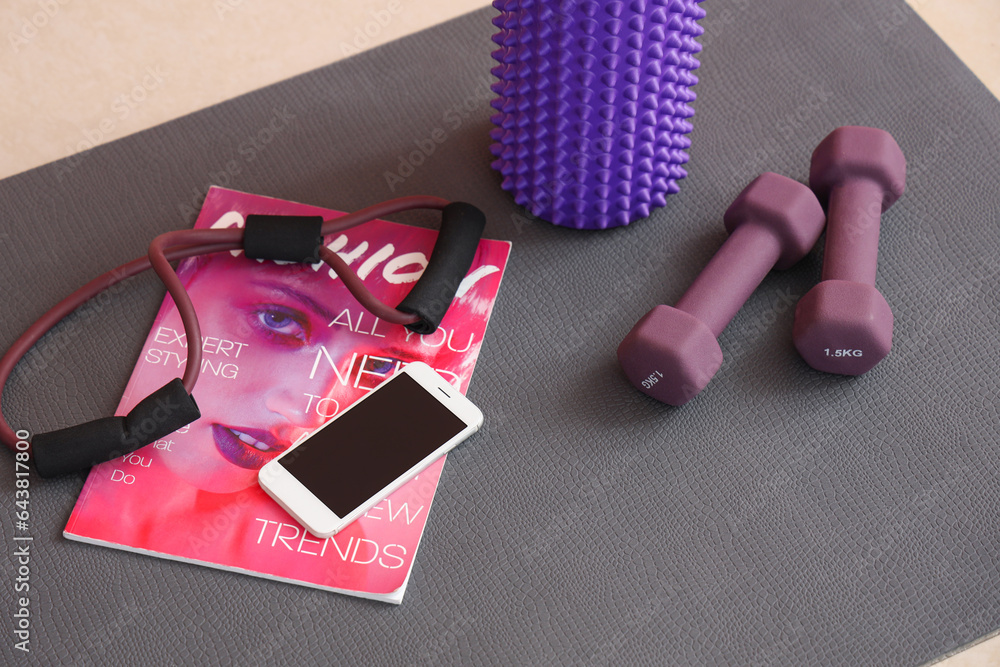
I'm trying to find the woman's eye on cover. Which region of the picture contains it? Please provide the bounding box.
[351,354,405,390]
[368,357,395,374]
[253,307,308,344]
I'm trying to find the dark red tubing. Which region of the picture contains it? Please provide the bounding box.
[0,195,448,453]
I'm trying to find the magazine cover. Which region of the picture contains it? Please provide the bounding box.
[64,186,511,603]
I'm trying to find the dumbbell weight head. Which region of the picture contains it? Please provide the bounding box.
[722,171,832,271]
[793,127,905,375]
[617,306,722,406]
[793,280,893,375]
[809,126,906,213]
[618,173,825,405]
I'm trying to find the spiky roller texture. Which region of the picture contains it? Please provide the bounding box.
[490,0,705,229]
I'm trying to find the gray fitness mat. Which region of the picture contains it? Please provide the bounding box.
[2,0,999,664]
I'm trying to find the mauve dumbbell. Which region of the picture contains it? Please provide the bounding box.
[793,126,906,375]
[618,172,825,405]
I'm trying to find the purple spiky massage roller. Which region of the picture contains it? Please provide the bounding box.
[489,0,706,230]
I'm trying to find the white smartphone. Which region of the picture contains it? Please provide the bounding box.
[258,361,483,538]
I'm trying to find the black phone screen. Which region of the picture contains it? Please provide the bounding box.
[280,373,467,517]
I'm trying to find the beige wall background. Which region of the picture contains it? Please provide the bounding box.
[1,1,998,664]
[0,0,489,179]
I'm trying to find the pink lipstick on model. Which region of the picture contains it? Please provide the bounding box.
[212,424,290,469]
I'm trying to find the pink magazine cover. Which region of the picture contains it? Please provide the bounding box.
[64,186,511,603]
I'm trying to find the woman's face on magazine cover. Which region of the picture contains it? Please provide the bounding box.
[158,252,472,493]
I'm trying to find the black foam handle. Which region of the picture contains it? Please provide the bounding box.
[32,417,128,479]
[397,202,486,334]
[243,214,324,264]
[32,379,201,478]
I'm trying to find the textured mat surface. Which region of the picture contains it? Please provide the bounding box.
[2,0,999,664]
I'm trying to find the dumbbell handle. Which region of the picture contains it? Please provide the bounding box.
[674,223,782,337]
[821,179,884,285]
